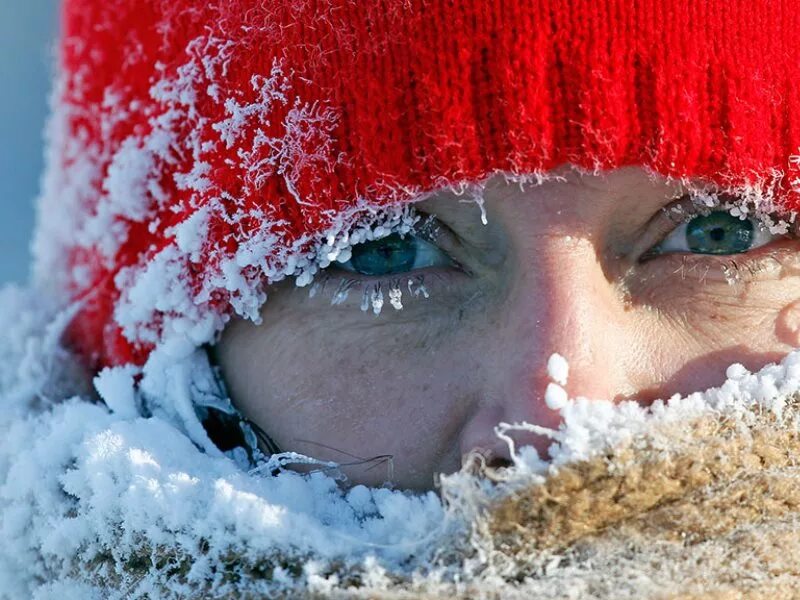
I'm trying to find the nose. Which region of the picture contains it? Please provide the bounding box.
[458,235,633,468]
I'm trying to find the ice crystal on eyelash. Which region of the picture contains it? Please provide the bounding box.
[370,284,384,315]
[724,258,777,287]
[308,280,322,299]
[697,193,718,208]
[311,274,430,315]
[690,174,800,232]
[331,278,357,306]
[389,286,403,311]
[360,286,371,312]
[721,262,742,286]
[669,187,797,237]
[294,203,443,315]
[307,203,420,275]
[410,275,430,299]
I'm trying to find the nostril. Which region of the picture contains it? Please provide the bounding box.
[486,455,513,470]
[461,447,513,475]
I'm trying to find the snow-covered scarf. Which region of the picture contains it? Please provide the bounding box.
[2,284,800,600]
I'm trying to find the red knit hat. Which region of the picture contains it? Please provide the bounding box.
[35,0,800,369]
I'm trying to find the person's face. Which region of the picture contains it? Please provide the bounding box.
[214,166,800,490]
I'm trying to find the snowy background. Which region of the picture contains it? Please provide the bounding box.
[0,2,58,284]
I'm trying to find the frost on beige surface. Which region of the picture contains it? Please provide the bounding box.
[67,398,800,599]
[481,404,800,599]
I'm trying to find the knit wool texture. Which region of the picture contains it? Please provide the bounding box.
[38,0,800,368]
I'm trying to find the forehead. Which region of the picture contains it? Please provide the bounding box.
[418,166,688,227]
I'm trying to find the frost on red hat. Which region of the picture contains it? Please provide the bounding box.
[33,0,800,369]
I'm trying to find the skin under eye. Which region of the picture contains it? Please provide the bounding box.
[338,232,454,276]
[650,210,780,256]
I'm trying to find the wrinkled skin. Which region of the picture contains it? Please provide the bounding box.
[215,166,800,490]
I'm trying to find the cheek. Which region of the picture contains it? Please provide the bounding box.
[216,300,486,482]
[775,297,800,347]
[628,279,800,397]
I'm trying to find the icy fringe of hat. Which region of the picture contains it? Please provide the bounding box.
[3,269,800,599]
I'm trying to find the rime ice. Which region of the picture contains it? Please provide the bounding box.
[544,382,569,411]
[547,353,569,386]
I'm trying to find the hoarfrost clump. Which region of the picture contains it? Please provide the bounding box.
[389,286,403,310]
[547,353,569,386]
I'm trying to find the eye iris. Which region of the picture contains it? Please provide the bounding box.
[685,212,754,255]
[348,233,417,276]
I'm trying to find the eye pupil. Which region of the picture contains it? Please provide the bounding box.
[686,212,754,255]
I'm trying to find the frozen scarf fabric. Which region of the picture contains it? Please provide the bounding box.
[2,286,800,600]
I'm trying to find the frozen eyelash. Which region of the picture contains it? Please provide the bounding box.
[330,278,358,305]
[308,272,432,316]
[717,257,777,286]
[301,202,449,315]
[292,202,422,287]
[672,189,797,234]
[667,253,783,287]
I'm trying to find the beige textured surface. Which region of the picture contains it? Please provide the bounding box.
[484,409,800,598]
[76,401,800,598]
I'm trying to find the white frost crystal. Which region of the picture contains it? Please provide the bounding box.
[544,382,569,410]
[389,287,403,310]
[725,362,749,380]
[547,352,569,385]
[370,285,384,315]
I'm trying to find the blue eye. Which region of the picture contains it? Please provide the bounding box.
[339,232,452,276]
[654,211,779,256]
